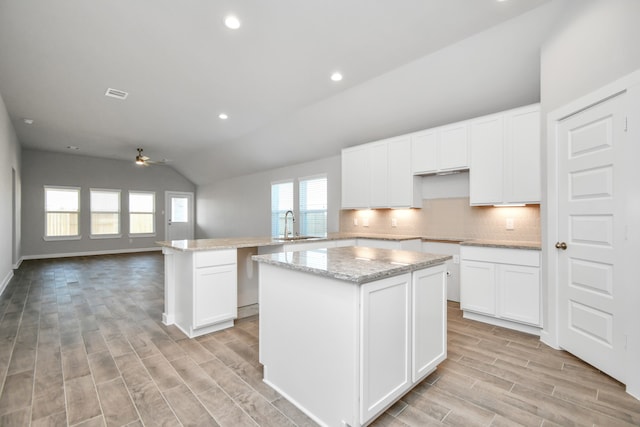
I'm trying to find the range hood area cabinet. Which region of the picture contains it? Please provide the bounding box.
[411,121,469,175]
[469,104,541,205]
[342,135,421,209]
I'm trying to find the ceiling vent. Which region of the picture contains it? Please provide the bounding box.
[104,88,129,100]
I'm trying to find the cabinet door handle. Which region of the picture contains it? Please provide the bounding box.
[555,242,567,250]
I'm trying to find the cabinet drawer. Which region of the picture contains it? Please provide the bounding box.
[195,249,237,268]
[460,246,539,267]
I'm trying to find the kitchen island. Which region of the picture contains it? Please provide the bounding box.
[253,246,451,427]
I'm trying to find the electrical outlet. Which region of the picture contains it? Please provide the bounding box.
[391,217,397,227]
[353,218,358,226]
[453,254,460,264]
[363,217,369,227]
[506,218,515,230]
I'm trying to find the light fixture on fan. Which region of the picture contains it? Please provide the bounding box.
[135,148,170,166]
[135,148,147,165]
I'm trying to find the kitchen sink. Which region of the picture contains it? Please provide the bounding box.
[273,236,322,241]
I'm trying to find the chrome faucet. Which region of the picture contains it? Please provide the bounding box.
[284,210,295,239]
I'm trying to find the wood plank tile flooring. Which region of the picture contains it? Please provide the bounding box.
[1,252,638,426]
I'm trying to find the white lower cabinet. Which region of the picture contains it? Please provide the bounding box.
[194,263,237,328]
[460,246,541,334]
[169,248,238,338]
[459,260,496,315]
[259,263,447,426]
[498,264,540,325]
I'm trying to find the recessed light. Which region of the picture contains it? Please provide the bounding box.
[23,118,34,125]
[66,145,80,150]
[330,72,343,82]
[218,113,228,120]
[224,15,241,29]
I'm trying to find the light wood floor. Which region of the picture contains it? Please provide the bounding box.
[0,253,638,426]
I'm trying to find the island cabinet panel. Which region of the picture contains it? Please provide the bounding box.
[360,274,412,423]
[412,266,447,383]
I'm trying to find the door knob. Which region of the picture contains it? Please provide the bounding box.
[555,242,567,250]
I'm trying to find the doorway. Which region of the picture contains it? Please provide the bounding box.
[546,69,640,397]
[165,191,194,241]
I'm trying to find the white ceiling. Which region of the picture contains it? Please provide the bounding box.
[0,0,556,185]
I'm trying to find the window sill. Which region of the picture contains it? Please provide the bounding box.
[43,235,82,242]
[129,233,156,238]
[90,234,122,239]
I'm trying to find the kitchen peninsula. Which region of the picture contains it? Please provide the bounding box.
[253,246,451,427]
[156,234,424,338]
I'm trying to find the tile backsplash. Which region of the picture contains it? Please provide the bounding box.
[339,197,540,242]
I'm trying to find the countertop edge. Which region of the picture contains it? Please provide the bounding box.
[158,236,541,251]
[252,250,452,284]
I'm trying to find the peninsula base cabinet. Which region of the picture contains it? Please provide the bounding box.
[460,246,541,335]
[259,263,447,427]
[162,248,238,338]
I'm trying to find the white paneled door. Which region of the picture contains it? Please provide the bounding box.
[165,191,194,241]
[556,93,626,382]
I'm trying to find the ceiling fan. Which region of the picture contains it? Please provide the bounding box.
[135,148,169,166]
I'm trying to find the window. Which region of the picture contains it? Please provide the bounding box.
[271,176,328,238]
[90,189,120,237]
[300,176,327,237]
[129,191,155,235]
[44,186,80,239]
[271,181,293,237]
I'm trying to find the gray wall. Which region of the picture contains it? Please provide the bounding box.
[0,92,21,287]
[541,0,640,113]
[21,149,195,258]
[196,155,341,238]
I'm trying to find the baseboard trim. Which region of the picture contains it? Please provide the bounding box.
[21,247,161,261]
[0,270,14,297]
[12,257,23,270]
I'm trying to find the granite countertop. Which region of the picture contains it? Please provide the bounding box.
[329,232,423,241]
[252,246,451,284]
[157,232,424,251]
[157,234,541,252]
[460,239,542,250]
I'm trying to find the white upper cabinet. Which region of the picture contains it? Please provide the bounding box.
[439,122,469,171]
[342,144,371,209]
[369,141,389,208]
[411,123,469,175]
[342,135,420,209]
[505,105,541,204]
[470,104,540,205]
[469,114,504,204]
[410,129,438,174]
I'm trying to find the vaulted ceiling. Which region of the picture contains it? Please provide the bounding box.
[0,0,556,185]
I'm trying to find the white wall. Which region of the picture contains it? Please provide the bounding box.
[540,0,640,397]
[196,155,341,238]
[0,91,21,292]
[21,149,195,258]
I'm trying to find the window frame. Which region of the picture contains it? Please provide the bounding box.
[43,185,82,241]
[298,174,328,237]
[128,190,156,237]
[89,188,122,239]
[271,180,294,238]
[270,174,328,238]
